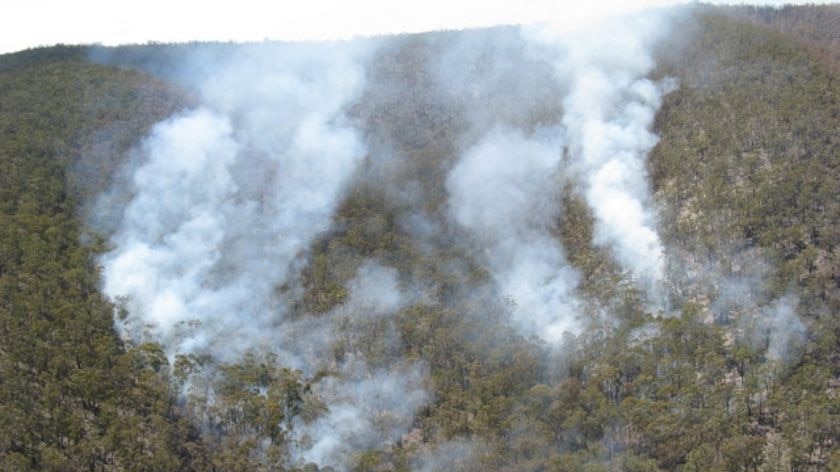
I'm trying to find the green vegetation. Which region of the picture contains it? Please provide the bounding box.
[0,55,203,470]
[1,5,839,471]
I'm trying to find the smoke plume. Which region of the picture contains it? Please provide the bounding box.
[446,128,582,341]
[101,42,372,360]
[293,361,429,466]
[443,10,674,342]
[90,5,810,469]
[97,41,435,470]
[525,12,674,299]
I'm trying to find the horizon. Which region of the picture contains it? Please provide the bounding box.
[1,0,835,55]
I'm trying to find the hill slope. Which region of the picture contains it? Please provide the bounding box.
[0,5,839,472]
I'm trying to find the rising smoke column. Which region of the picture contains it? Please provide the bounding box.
[101,41,373,361]
[447,128,582,341]
[525,12,674,298]
[445,10,673,342]
[99,42,436,470]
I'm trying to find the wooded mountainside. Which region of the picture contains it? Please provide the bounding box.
[1,4,839,471]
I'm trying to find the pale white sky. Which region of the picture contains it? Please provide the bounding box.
[0,0,833,54]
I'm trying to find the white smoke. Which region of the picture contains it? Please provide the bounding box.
[411,438,485,472]
[98,42,439,470]
[276,260,428,469]
[101,42,372,361]
[524,11,674,301]
[444,10,674,341]
[762,296,806,362]
[293,361,429,467]
[670,243,807,364]
[346,261,405,317]
[447,128,582,341]
[711,267,806,363]
[86,7,819,469]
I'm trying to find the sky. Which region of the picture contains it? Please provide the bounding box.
[0,0,833,54]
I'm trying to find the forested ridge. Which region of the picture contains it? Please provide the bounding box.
[1,5,839,471]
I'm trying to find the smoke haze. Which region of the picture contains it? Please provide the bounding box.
[91,4,811,469]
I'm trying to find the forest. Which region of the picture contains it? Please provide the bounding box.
[0,4,839,471]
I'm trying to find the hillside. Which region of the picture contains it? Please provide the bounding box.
[1,5,839,472]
